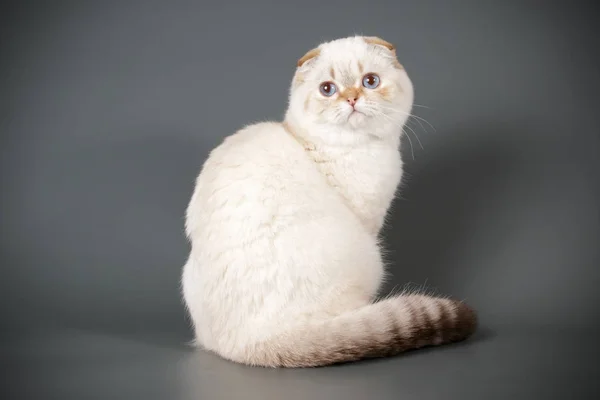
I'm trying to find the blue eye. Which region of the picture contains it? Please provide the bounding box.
[362,73,380,89]
[319,82,337,97]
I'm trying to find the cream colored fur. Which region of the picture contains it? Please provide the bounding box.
[181,36,476,368]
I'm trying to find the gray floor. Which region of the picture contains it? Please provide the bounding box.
[3,327,599,399]
[2,1,600,399]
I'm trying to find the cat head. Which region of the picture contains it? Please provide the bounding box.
[286,36,414,142]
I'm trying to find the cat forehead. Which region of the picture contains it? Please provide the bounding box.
[321,36,369,53]
[315,38,392,70]
[311,50,389,83]
[318,38,375,63]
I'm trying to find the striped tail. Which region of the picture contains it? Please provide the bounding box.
[247,294,477,367]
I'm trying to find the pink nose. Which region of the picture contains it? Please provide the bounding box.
[347,97,357,106]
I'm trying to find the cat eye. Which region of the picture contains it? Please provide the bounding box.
[319,82,337,97]
[362,73,380,89]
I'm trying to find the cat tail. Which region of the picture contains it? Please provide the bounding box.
[247,294,477,368]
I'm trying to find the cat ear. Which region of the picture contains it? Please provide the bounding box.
[364,36,396,52]
[364,36,403,69]
[297,47,321,68]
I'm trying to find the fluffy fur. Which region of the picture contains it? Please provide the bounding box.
[181,36,476,368]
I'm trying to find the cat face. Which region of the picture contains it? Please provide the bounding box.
[288,36,414,136]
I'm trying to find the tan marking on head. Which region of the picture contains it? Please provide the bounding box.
[340,87,362,101]
[340,72,355,88]
[358,61,364,74]
[364,36,395,52]
[329,67,336,80]
[297,47,320,67]
[378,86,392,101]
[304,95,310,111]
[293,73,305,88]
[364,36,403,69]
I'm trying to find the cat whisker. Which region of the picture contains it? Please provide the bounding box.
[406,118,426,136]
[409,114,436,132]
[363,103,436,153]
[403,128,416,160]
[404,124,424,150]
[364,103,436,133]
[365,107,417,159]
[412,103,433,109]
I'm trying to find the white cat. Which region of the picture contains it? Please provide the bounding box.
[182,36,476,367]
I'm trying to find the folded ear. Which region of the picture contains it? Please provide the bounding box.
[364,36,395,52]
[297,47,321,67]
[364,36,403,69]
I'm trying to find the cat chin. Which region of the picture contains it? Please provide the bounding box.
[346,112,369,129]
[315,114,390,135]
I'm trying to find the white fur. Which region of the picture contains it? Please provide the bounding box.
[182,36,416,365]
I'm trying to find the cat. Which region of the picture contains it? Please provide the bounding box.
[181,36,477,368]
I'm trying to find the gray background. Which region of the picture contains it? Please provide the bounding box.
[1,1,599,399]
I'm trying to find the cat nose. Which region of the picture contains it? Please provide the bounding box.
[347,97,357,107]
